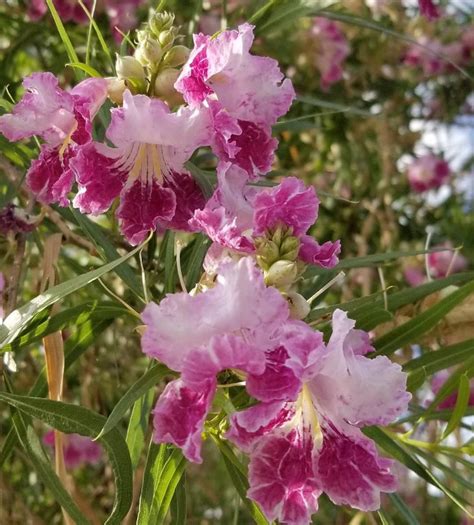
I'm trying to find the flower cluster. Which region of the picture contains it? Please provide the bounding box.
[141,257,411,523]
[0,16,295,245]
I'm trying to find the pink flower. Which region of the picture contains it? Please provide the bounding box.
[427,242,468,278]
[418,0,441,20]
[27,0,47,21]
[175,23,295,177]
[227,310,410,524]
[105,0,146,43]
[312,18,350,91]
[141,257,290,462]
[0,73,107,206]
[403,39,446,76]
[191,165,341,269]
[406,154,450,192]
[70,90,210,244]
[431,370,474,409]
[403,266,426,287]
[43,430,102,469]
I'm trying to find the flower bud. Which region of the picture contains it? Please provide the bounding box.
[163,45,190,67]
[135,37,163,66]
[106,77,126,105]
[280,235,300,261]
[286,292,310,320]
[154,68,180,97]
[150,11,175,36]
[271,225,284,247]
[265,260,298,288]
[115,55,146,82]
[158,27,178,49]
[254,237,280,268]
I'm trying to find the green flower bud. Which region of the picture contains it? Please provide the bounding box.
[163,45,190,67]
[254,237,280,267]
[286,292,310,320]
[280,235,300,261]
[135,36,163,66]
[158,27,178,49]
[265,260,298,288]
[271,225,284,247]
[106,77,126,105]
[115,55,146,82]
[150,11,175,36]
[154,68,180,97]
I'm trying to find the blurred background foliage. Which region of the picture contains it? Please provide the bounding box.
[0,0,473,524]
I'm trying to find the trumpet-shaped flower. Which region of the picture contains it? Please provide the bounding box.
[0,73,107,205]
[227,310,410,525]
[175,23,294,177]
[141,256,290,461]
[191,165,341,268]
[71,90,210,244]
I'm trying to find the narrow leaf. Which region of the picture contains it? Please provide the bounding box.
[441,374,470,440]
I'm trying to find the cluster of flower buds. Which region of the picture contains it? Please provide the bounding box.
[113,10,190,105]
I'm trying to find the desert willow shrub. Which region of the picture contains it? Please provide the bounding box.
[0,1,473,524]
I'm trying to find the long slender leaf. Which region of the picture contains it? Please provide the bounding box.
[441,374,470,440]
[374,280,474,355]
[387,493,419,525]
[0,240,144,348]
[170,473,187,525]
[0,393,133,525]
[97,364,173,439]
[45,0,79,64]
[126,386,156,470]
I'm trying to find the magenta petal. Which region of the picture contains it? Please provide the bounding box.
[117,180,176,245]
[316,428,397,511]
[182,333,266,387]
[248,430,321,525]
[253,177,319,236]
[299,236,341,268]
[27,145,74,206]
[152,378,215,463]
[72,143,126,215]
[226,401,293,452]
[161,171,205,232]
[247,346,302,402]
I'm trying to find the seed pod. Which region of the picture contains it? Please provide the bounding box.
[154,68,180,97]
[265,260,298,288]
[115,55,146,82]
[163,45,190,67]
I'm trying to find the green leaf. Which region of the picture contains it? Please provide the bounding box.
[441,374,471,440]
[185,234,211,290]
[67,62,102,77]
[164,230,177,293]
[378,510,393,525]
[170,473,187,525]
[374,280,474,356]
[8,404,90,525]
[296,94,374,117]
[2,302,126,354]
[212,436,270,525]
[136,443,186,524]
[0,318,114,467]
[403,339,474,376]
[67,207,144,299]
[0,239,144,348]
[126,386,155,470]
[0,393,133,524]
[45,0,79,64]
[97,364,173,439]
[185,161,215,199]
[387,493,419,525]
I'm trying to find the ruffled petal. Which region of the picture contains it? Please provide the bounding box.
[117,179,176,245]
[310,309,410,429]
[299,236,341,268]
[315,426,397,511]
[71,142,126,215]
[152,378,216,463]
[248,429,321,525]
[253,177,319,236]
[206,24,295,125]
[106,91,211,170]
[27,145,74,206]
[0,72,75,146]
[141,257,289,371]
